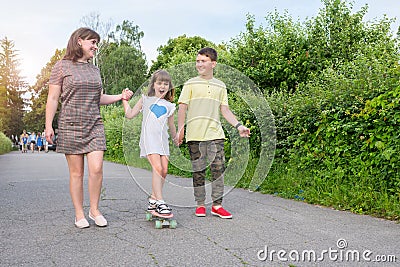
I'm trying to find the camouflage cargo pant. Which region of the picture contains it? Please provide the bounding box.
[187,139,225,206]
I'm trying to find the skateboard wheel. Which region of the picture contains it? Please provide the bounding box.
[155,220,162,229]
[145,212,152,221]
[169,220,177,229]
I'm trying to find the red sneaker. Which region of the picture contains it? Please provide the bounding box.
[211,206,232,219]
[195,206,206,217]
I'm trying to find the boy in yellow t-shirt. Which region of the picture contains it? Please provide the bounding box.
[177,47,250,219]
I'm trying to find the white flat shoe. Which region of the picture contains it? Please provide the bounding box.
[74,218,89,229]
[89,211,107,227]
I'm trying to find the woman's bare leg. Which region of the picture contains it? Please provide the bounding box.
[65,154,85,220]
[87,151,104,217]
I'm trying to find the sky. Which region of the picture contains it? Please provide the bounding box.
[1,0,399,86]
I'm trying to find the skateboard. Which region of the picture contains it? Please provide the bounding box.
[145,210,177,229]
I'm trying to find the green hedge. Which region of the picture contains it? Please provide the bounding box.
[258,59,400,220]
[0,132,12,155]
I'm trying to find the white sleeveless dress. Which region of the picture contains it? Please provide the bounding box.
[139,95,176,158]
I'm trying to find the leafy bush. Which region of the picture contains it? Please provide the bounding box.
[101,105,126,164]
[357,85,400,192]
[226,12,310,94]
[271,55,400,220]
[223,0,400,220]
[0,132,12,155]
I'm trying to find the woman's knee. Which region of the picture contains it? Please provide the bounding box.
[69,168,84,179]
[88,168,103,179]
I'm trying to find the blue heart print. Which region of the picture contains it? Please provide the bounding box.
[150,104,167,118]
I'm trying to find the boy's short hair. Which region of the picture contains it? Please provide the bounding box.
[198,47,217,61]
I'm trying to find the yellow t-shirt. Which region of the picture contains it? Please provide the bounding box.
[178,76,228,141]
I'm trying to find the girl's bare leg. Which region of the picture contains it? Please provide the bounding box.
[147,154,169,201]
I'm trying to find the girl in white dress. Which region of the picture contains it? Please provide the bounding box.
[122,70,177,216]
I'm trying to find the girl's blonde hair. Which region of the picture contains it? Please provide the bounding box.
[147,70,175,102]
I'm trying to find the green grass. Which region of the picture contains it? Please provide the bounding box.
[255,158,400,221]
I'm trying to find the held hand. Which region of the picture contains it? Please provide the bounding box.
[126,89,133,99]
[177,129,185,146]
[238,125,250,138]
[122,88,133,101]
[172,136,179,146]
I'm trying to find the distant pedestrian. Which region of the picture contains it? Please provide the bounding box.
[28,132,36,153]
[36,132,43,152]
[42,131,48,152]
[45,27,133,229]
[20,130,28,153]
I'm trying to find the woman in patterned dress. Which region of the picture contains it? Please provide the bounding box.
[45,28,133,229]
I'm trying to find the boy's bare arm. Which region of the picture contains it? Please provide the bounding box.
[220,105,250,137]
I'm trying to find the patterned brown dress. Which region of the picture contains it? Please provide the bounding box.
[49,59,106,154]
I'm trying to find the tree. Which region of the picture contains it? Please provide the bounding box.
[149,35,218,73]
[100,45,147,95]
[108,20,144,50]
[80,12,113,41]
[99,20,147,95]
[0,37,27,137]
[0,84,7,132]
[23,49,64,132]
[226,12,310,94]
[305,0,397,73]
[80,12,113,67]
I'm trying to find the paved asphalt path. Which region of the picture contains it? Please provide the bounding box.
[0,151,399,266]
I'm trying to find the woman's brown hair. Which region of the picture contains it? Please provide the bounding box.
[64,27,100,62]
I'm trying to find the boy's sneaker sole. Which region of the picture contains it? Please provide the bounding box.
[195,206,206,217]
[211,211,232,219]
[211,207,233,219]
